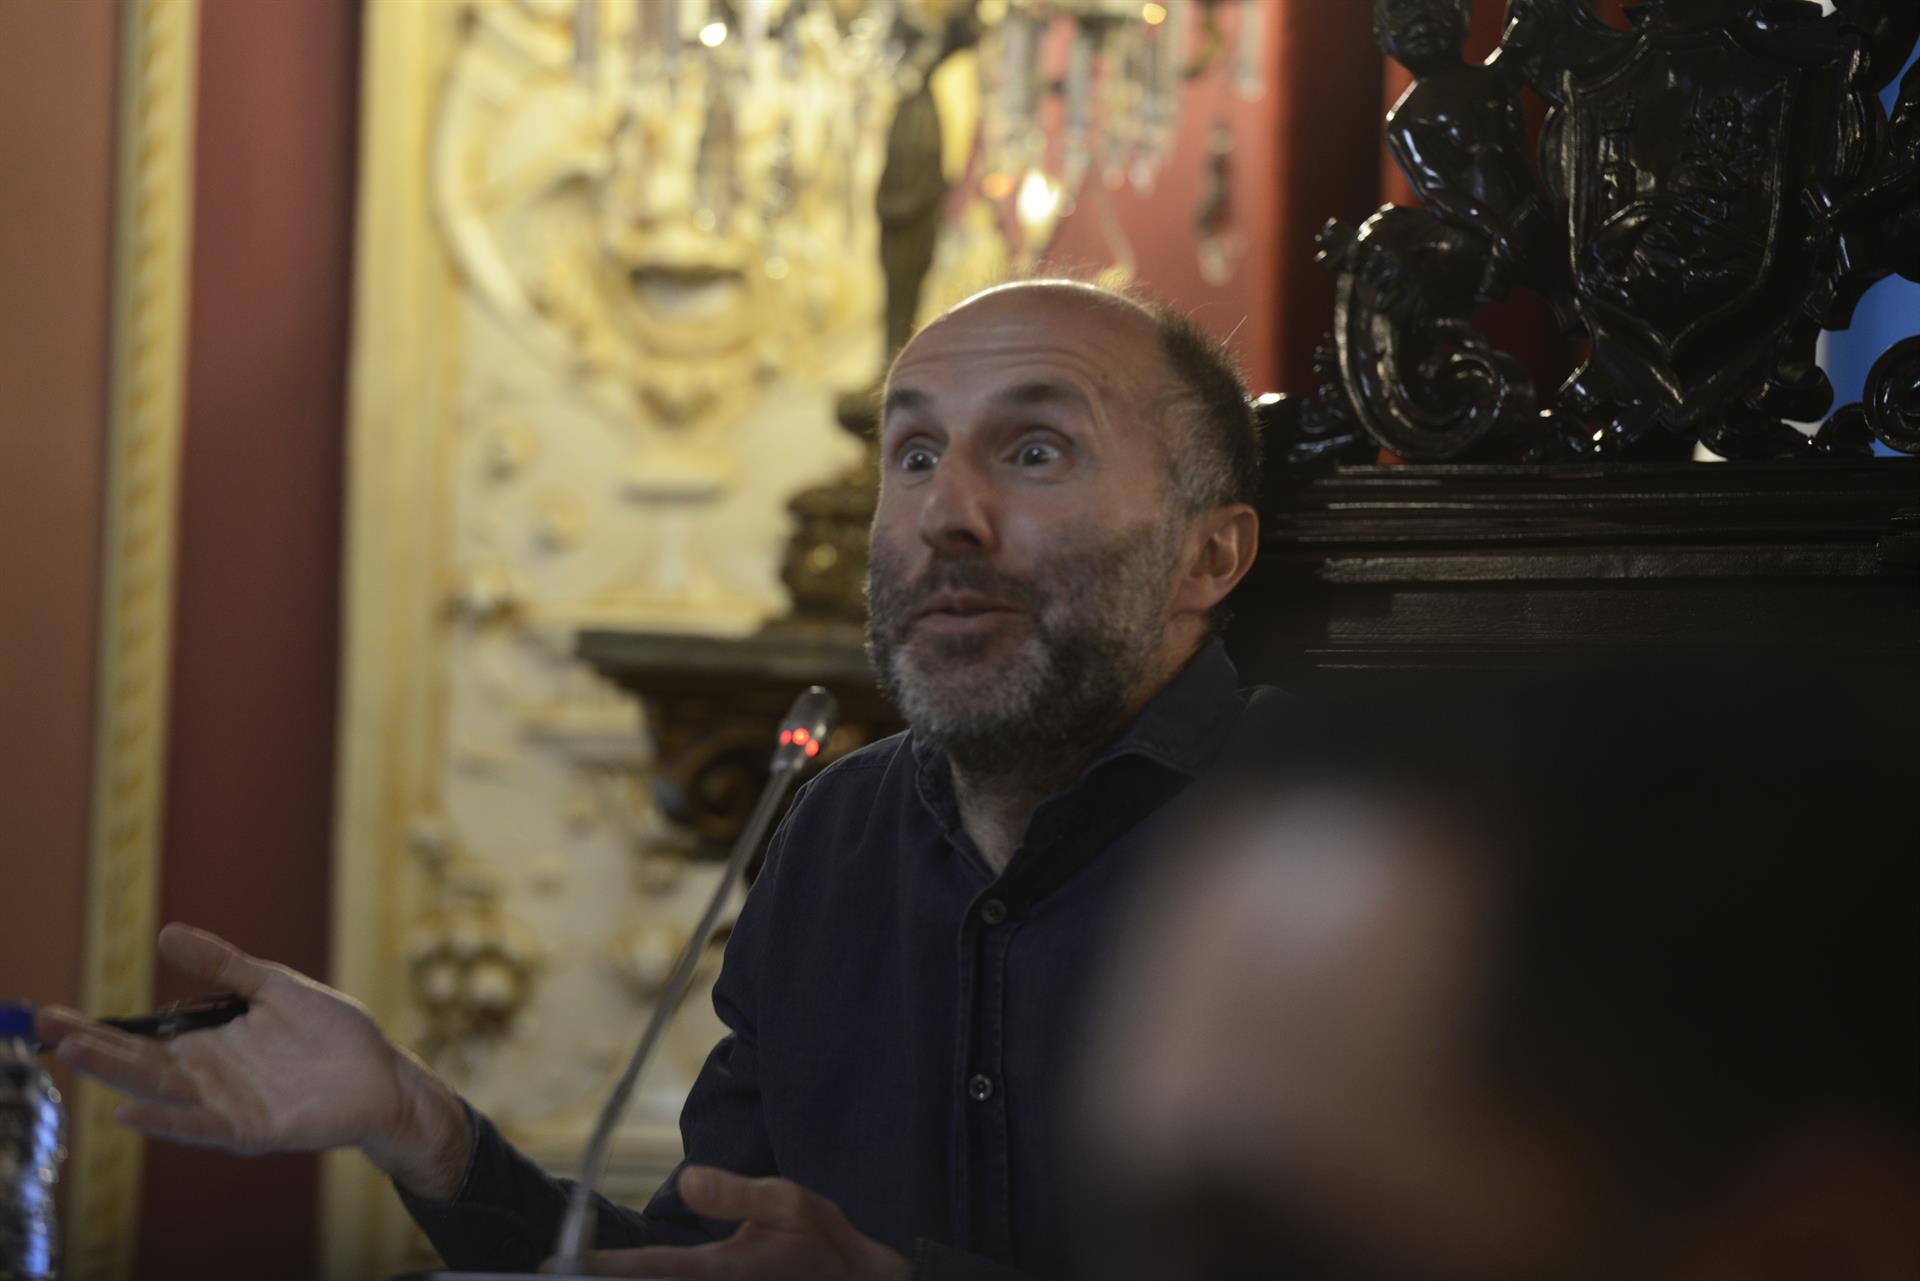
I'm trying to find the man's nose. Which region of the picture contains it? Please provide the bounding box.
[917,457,998,556]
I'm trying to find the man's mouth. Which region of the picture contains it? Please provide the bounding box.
[912,592,1023,636]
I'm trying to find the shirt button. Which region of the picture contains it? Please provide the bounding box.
[966,1073,994,1103]
[979,898,1007,926]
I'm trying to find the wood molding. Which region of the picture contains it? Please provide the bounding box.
[319,3,460,1276]
[1230,460,1920,680]
[71,1,200,1277]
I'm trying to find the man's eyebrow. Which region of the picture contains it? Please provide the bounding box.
[881,380,1094,425]
[988,381,1091,413]
[882,386,931,424]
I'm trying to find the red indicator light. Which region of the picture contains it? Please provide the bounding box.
[779,730,794,745]
[804,740,820,758]
[793,728,811,745]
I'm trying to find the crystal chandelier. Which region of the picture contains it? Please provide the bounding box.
[978,0,1264,252]
[569,0,899,262]
[564,0,1264,277]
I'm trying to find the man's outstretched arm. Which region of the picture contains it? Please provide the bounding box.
[38,923,474,1194]
[35,923,668,1267]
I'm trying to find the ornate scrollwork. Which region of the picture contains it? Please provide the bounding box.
[1321,212,1539,462]
[401,819,545,1054]
[1818,48,1920,318]
[408,900,545,1049]
[1308,0,1920,464]
[1256,342,1376,471]
[1856,335,1920,454]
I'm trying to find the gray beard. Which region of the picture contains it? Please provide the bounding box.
[864,522,1182,781]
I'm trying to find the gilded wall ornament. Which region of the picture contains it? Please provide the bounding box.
[408,899,546,1051]
[432,0,891,493]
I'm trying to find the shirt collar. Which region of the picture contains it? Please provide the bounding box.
[908,638,1244,841]
[1081,636,1244,779]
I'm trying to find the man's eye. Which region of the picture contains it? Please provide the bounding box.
[1015,442,1062,467]
[899,447,939,473]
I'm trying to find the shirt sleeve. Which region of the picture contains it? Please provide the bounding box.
[632,791,792,1223]
[395,1102,664,1270]
[395,798,800,1269]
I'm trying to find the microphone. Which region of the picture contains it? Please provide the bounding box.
[390,686,839,1281]
[772,685,836,771]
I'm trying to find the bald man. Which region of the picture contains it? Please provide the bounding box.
[40,282,1268,1280]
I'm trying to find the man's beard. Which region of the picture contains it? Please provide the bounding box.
[865,521,1183,780]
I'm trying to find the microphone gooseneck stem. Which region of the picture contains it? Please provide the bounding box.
[550,757,807,1272]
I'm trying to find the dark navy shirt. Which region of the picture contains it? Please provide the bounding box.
[403,640,1257,1277]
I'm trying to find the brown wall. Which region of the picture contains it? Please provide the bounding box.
[0,0,117,1038]
[135,0,360,1276]
[1265,3,1389,396]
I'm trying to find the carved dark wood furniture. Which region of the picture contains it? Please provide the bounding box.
[1230,459,1920,683]
[1231,0,1920,683]
[1288,0,1920,465]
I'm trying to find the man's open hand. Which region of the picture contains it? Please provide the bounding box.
[556,1166,910,1280]
[35,923,472,1199]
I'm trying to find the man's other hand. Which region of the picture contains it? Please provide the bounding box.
[554,1166,910,1280]
[35,922,473,1200]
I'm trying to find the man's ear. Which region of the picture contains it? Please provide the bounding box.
[1173,503,1259,619]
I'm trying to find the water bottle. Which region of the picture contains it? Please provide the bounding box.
[0,1003,63,1280]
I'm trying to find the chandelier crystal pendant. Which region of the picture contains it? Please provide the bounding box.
[561,0,1262,286]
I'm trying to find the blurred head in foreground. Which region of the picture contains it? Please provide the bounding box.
[1082,672,1918,1281]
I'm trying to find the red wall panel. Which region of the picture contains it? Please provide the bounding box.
[139,1,360,1275]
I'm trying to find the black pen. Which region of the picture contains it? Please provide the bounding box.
[33,993,249,1053]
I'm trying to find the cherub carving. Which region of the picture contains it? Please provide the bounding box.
[1310,0,1543,461]
[1378,0,1545,293]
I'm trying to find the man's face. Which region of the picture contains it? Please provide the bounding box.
[866,286,1188,770]
[1081,797,1625,1281]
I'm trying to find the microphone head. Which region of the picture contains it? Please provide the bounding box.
[774,686,839,769]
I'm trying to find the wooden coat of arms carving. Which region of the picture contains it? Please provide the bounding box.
[1281,0,1920,464]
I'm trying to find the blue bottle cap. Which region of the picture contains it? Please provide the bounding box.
[0,1002,35,1039]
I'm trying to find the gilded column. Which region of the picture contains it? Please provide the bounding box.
[69,0,200,1276]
